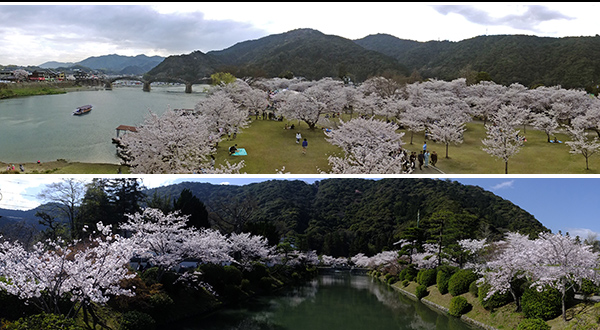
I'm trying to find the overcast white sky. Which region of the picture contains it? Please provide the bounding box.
[1,2,597,66]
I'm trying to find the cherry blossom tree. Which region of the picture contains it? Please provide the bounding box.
[481,105,524,174]
[228,232,275,270]
[532,112,560,143]
[116,109,213,174]
[466,81,507,125]
[115,109,244,174]
[274,77,346,129]
[476,232,535,312]
[195,89,250,139]
[120,208,233,280]
[531,232,600,321]
[0,223,135,319]
[565,117,600,170]
[324,117,410,174]
[427,108,469,159]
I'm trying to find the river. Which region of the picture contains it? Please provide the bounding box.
[0,85,207,164]
[173,273,476,330]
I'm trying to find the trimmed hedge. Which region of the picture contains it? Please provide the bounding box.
[478,283,513,310]
[415,284,429,300]
[417,268,437,287]
[399,265,418,282]
[436,265,457,295]
[448,296,472,317]
[5,313,84,330]
[521,287,562,320]
[120,311,157,330]
[516,318,551,330]
[448,269,478,297]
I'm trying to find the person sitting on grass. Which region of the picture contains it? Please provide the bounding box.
[229,144,238,155]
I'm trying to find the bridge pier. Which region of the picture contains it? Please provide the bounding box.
[185,83,193,94]
[143,82,151,92]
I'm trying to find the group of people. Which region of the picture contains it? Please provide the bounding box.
[5,164,24,172]
[405,142,438,171]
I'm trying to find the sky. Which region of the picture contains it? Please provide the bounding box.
[1,2,598,66]
[1,176,599,241]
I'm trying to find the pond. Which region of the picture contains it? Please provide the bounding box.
[173,273,476,330]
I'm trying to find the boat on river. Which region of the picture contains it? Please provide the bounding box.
[73,105,92,115]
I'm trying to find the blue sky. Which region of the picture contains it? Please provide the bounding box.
[453,177,600,239]
[3,176,599,239]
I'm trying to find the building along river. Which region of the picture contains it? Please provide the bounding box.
[173,273,476,330]
[0,85,207,164]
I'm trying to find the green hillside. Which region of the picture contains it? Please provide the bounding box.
[148,178,547,257]
[355,33,600,90]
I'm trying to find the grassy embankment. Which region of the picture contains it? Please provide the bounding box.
[377,276,600,330]
[1,107,596,174]
[0,81,76,99]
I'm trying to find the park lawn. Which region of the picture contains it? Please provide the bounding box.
[212,118,341,174]
[402,121,600,174]
[391,279,600,330]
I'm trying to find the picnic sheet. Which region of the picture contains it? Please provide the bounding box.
[232,148,247,156]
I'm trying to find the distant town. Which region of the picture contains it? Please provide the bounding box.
[0,67,105,84]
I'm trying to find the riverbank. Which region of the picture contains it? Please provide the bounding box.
[1,159,126,174]
[375,275,600,330]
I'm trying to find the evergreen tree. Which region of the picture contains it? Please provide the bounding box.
[173,188,210,230]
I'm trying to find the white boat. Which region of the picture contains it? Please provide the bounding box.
[73,104,92,115]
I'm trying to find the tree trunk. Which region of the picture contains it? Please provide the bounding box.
[509,288,521,312]
[445,143,449,158]
[505,161,508,174]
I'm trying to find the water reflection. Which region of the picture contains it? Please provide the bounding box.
[174,273,475,330]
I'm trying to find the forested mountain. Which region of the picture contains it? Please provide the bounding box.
[355,33,600,90]
[39,54,165,75]
[147,178,548,256]
[145,28,409,82]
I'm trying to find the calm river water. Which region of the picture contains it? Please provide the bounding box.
[174,273,475,330]
[0,85,207,164]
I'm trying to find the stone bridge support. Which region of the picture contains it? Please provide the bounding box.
[143,82,151,92]
[185,82,193,93]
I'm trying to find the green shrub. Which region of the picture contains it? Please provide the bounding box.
[580,278,600,296]
[448,269,478,296]
[448,296,472,317]
[402,279,409,287]
[6,313,84,330]
[223,265,243,286]
[415,284,429,300]
[521,287,562,320]
[436,265,457,295]
[469,280,479,297]
[387,276,398,285]
[399,265,418,282]
[478,283,513,310]
[120,311,156,330]
[516,318,551,330]
[417,268,437,287]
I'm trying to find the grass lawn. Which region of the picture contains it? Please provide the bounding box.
[401,121,599,174]
[212,118,342,174]
[2,117,598,174]
[389,279,600,330]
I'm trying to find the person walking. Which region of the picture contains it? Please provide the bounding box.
[431,151,438,166]
[417,151,424,170]
[296,132,302,144]
[424,150,430,168]
[422,141,427,152]
[302,138,308,154]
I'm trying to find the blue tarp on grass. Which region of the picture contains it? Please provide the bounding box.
[232,148,247,156]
